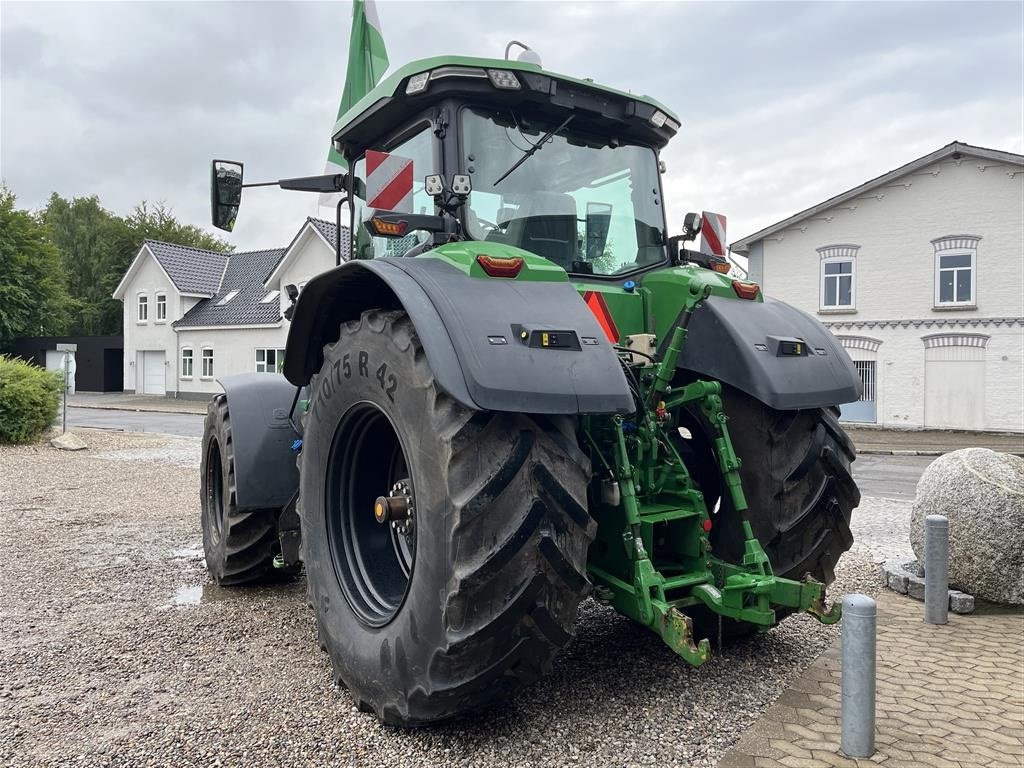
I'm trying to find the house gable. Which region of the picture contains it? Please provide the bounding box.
[264,217,349,289]
[731,142,1024,254]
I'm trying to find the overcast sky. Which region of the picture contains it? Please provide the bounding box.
[2,1,1022,253]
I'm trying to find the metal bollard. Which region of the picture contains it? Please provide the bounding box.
[841,594,876,758]
[924,514,949,625]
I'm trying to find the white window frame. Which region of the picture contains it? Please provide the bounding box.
[255,348,286,373]
[155,292,167,322]
[819,257,856,310]
[201,348,214,379]
[934,251,976,307]
[180,348,194,379]
[137,293,148,323]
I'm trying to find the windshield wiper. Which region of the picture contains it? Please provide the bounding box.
[492,114,575,187]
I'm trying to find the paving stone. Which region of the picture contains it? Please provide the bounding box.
[718,590,1024,768]
[949,590,976,614]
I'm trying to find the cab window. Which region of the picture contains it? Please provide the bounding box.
[351,123,437,259]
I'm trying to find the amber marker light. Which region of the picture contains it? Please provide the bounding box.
[368,217,408,237]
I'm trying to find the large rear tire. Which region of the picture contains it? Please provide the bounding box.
[675,385,859,634]
[200,394,281,585]
[299,310,594,726]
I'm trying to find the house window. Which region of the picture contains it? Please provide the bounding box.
[201,348,214,378]
[137,294,148,322]
[181,348,194,378]
[817,245,858,311]
[216,290,239,306]
[822,260,855,308]
[156,293,167,321]
[932,235,980,308]
[255,348,286,373]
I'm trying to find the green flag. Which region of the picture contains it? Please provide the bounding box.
[321,0,389,206]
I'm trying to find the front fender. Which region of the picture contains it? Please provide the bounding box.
[283,256,633,414]
[216,373,300,511]
[677,296,861,411]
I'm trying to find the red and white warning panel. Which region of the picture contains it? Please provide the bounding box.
[366,150,414,213]
[699,211,727,258]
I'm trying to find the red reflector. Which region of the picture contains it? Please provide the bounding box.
[702,519,713,532]
[368,217,408,237]
[732,280,760,300]
[476,254,523,278]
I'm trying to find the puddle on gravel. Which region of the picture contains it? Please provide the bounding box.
[162,582,231,609]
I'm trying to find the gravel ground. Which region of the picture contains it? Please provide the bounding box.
[1,429,881,767]
[848,495,914,564]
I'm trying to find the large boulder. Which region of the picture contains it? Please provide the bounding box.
[911,448,1024,605]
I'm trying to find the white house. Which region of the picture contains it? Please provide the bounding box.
[731,141,1023,433]
[113,217,345,397]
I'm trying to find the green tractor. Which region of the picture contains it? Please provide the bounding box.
[203,51,860,726]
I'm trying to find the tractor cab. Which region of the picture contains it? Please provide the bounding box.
[329,54,684,276]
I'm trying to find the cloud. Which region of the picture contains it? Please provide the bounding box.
[2,0,1021,254]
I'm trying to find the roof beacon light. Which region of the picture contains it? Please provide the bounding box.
[405,71,430,95]
[487,69,521,90]
[650,110,668,128]
[476,254,523,278]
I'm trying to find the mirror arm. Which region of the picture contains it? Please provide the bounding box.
[278,173,348,193]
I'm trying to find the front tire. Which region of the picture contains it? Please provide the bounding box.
[200,394,281,585]
[299,310,594,725]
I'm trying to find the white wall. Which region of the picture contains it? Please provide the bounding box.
[753,154,1023,432]
[273,227,337,316]
[174,326,288,395]
[121,248,180,393]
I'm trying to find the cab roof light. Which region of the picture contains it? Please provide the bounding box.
[368,217,408,237]
[486,69,521,90]
[405,71,430,95]
[650,110,668,128]
[476,254,523,278]
[732,280,761,300]
[430,65,488,81]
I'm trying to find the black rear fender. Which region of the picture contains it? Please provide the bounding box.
[282,257,633,414]
[677,296,861,411]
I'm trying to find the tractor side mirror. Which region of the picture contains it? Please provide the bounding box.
[211,160,243,232]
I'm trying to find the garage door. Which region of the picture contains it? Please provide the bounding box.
[924,335,986,430]
[141,350,166,395]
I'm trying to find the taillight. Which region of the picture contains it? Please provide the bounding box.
[732,280,760,300]
[476,254,523,278]
[711,261,731,274]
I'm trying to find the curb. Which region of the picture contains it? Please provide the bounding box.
[879,559,975,613]
[67,404,207,416]
[858,448,1024,457]
[857,449,943,456]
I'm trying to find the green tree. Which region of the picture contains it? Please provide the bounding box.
[42,195,232,335]
[0,187,71,351]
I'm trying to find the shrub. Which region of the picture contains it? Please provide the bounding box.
[0,355,63,444]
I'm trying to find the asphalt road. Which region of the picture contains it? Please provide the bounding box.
[66,407,932,498]
[66,406,205,438]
